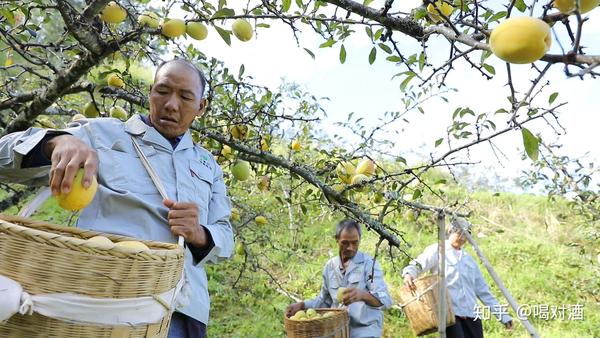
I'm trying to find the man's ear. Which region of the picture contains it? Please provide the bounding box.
[196,98,208,118]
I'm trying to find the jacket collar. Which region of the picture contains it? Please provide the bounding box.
[335,251,365,274]
[124,114,194,151]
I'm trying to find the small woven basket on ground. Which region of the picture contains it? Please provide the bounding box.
[0,214,184,338]
[398,275,455,336]
[284,308,349,338]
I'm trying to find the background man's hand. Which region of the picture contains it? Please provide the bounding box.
[403,274,417,291]
[285,302,304,317]
[340,287,365,305]
[505,320,513,330]
[46,135,97,196]
[163,199,207,247]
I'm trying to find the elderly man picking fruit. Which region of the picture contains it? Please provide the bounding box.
[286,219,392,338]
[0,59,234,338]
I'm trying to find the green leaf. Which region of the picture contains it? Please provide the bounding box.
[549,92,559,104]
[482,63,495,75]
[412,189,422,200]
[386,56,402,63]
[303,48,315,59]
[378,43,392,54]
[418,52,426,72]
[339,44,347,64]
[211,8,235,19]
[368,47,376,65]
[365,26,373,39]
[282,0,292,12]
[319,39,335,48]
[239,64,245,78]
[400,73,415,91]
[435,138,443,147]
[488,11,506,22]
[256,23,270,28]
[514,0,527,12]
[295,0,304,8]
[214,26,231,46]
[363,0,375,6]
[521,128,539,161]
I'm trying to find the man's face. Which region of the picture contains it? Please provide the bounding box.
[149,62,206,139]
[337,227,360,262]
[449,231,468,249]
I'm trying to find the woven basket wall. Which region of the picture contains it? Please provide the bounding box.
[399,275,455,336]
[0,214,184,338]
[284,308,349,338]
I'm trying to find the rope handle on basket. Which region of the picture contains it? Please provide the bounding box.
[131,136,184,247]
[398,279,439,308]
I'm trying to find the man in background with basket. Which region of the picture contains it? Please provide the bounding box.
[401,220,513,338]
[0,59,234,338]
[286,219,392,338]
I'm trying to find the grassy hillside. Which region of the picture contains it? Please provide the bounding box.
[1,186,598,338]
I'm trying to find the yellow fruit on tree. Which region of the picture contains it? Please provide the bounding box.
[100,1,127,24]
[231,160,251,181]
[350,174,369,191]
[554,0,600,14]
[230,124,249,140]
[186,22,209,40]
[107,73,125,88]
[235,242,245,256]
[254,215,267,225]
[221,145,234,159]
[138,11,160,29]
[110,106,128,121]
[427,1,454,23]
[336,162,355,184]
[490,17,551,64]
[336,287,347,303]
[161,18,186,38]
[232,19,253,42]
[404,209,416,222]
[115,240,150,251]
[291,139,301,151]
[57,169,98,211]
[83,102,100,118]
[260,137,270,151]
[355,158,375,176]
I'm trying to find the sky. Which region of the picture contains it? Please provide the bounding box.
[157,0,600,191]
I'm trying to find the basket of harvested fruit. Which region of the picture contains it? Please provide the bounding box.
[0,214,184,338]
[284,308,349,338]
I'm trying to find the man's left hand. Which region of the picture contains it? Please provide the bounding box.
[504,320,513,330]
[340,287,366,305]
[163,199,207,247]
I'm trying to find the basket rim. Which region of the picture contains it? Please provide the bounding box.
[0,214,183,259]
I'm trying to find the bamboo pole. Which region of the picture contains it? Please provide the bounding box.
[437,212,447,338]
[453,217,540,338]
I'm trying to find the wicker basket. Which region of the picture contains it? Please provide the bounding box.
[398,275,455,336]
[0,214,184,338]
[284,308,349,338]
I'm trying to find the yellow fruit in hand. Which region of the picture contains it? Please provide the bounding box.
[186,22,208,40]
[231,160,251,181]
[490,17,551,64]
[336,287,347,303]
[83,102,100,118]
[336,162,356,184]
[254,215,267,225]
[115,240,150,251]
[110,106,128,121]
[100,1,127,24]
[161,18,186,38]
[107,73,125,88]
[230,124,249,140]
[230,207,241,222]
[554,0,600,14]
[232,19,253,41]
[291,139,301,151]
[427,1,454,23]
[355,158,375,176]
[350,174,369,191]
[57,169,98,211]
[138,12,160,29]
